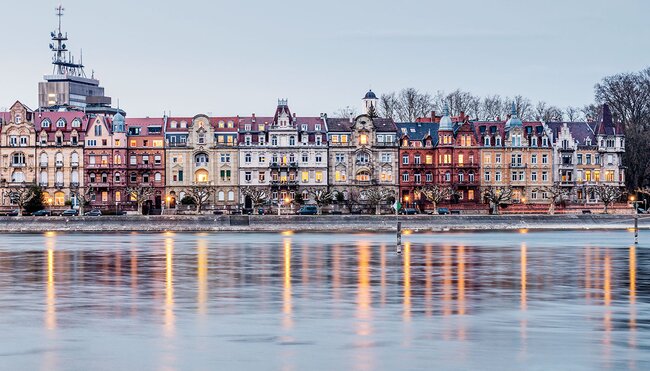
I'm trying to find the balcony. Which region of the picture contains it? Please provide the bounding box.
[40,161,48,168]
[71,162,79,168]
[55,182,64,189]
[270,162,298,169]
[130,163,154,169]
[70,182,79,188]
[87,163,110,169]
[55,161,64,168]
[139,182,154,187]
[195,162,209,168]
[509,163,527,169]
[39,182,48,187]
[167,142,187,147]
[88,182,110,188]
[11,163,25,168]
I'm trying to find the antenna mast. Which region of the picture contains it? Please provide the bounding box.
[49,4,86,78]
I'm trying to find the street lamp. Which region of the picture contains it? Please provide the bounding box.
[404,195,410,208]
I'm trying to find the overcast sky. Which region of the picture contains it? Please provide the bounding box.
[3,0,649,117]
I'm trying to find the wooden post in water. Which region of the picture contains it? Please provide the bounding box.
[396,221,402,253]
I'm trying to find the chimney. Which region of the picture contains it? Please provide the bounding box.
[252,113,256,123]
[430,111,435,122]
[349,112,354,123]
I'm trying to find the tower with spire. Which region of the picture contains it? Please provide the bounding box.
[362,90,378,116]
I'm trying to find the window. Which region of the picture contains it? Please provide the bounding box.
[258,154,266,163]
[220,169,231,181]
[402,155,409,165]
[115,173,121,182]
[531,154,537,164]
[542,171,548,181]
[484,171,490,182]
[444,172,451,182]
[426,173,433,182]
[289,136,296,146]
[402,172,409,182]
[356,152,370,164]
[335,170,346,182]
[245,153,252,163]
[359,134,368,145]
[577,154,583,165]
[315,171,323,183]
[542,154,549,164]
[271,136,278,146]
[468,190,474,200]
[335,153,345,163]
[220,154,231,163]
[178,170,184,182]
[458,154,464,165]
[414,155,421,165]
[130,172,137,182]
[381,153,392,163]
[495,171,502,182]
[469,172,475,182]
[245,171,252,182]
[102,192,108,203]
[315,153,322,163]
[94,125,102,136]
[115,191,121,202]
[228,191,235,201]
[42,119,51,128]
[531,172,538,182]
[414,173,421,184]
[316,135,322,145]
[356,171,371,182]
[258,172,266,182]
[12,152,25,166]
[130,155,137,165]
[458,172,464,182]
[315,124,321,131]
[155,172,162,182]
[56,119,65,128]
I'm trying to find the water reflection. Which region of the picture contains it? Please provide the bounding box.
[0,231,647,370]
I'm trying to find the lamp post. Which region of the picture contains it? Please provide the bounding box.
[278,198,282,216]
[404,195,410,209]
[284,197,291,214]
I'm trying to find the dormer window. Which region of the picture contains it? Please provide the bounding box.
[227,121,234,128]
[56,119,66,128]
[171,121,178,129]
[302,124,308,131]
[245,124,251,131]
[316,135,322,145]
[218,121,225,128]
[531,136,537,147]
[180,121,187,128]
[72,119,81,128]
[42,119,51,128]
[245,135,251,146]
[495,136,502,146]
[315,124,321,131]
[542,137,548,146]
[484,136,491,146]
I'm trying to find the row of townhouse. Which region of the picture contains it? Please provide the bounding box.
[0,92,625,213]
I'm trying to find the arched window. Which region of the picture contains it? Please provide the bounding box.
[89,173,96,183]
[54,191,65,206]
[101,172,108,183]
[94,124,102,136]
[218,191,225,201]
[55,170,64,184]
[195,169,209,183]
[71,170,79,184]
[56,119,66,128]
[114,172,121,182]
[289,136,295,146]
[356,170,371,181]
[154,172,161,182]
[12,170,25,183]
[42,119,51,128]
[40,153,48,166]
[228,191,234,201]
[40,171,48,185]
[114,154,121,165]
[71,119,81,127]
[55,152,64,166]
[12,152,26,166]
[71,152,79,164]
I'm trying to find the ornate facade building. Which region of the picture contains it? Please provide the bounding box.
[546,104,625,203]
[327,92,399,199]
[0,102,37,206]
[34,111,86,209]
[164,115,240,210]
[396,121,436,209]
[83,114,127,209]
[125,117,166,211]
[475,106,553,204]
[238,100,328,207]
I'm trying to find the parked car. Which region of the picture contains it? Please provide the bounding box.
[437,207,450,215]
[31,210,51,216]
[5,209,20,216]
[399,208,418,215]
[637,207,647,214]
[84,209,102,216]
[296,205,318,215]
[61,209,78,216]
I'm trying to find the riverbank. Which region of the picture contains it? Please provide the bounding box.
[0,214,647,233]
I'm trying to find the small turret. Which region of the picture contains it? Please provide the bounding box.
[505,102,522,130]
[362,89,379,116]
[438,104,453,131]
[112,112,125,133]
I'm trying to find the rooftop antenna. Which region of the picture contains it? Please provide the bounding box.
[49,4,86,78]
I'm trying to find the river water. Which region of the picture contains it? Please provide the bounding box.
[0,230,647,370]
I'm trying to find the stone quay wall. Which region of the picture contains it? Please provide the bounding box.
[0,214,647,233]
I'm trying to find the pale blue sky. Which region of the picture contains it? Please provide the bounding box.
[3,0,649,117]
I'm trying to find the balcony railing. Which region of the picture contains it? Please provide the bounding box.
[71,162,79,168]
[40,161,48,168]
[55,161,64,168]
[55,182,64,188]
[509,163,527,168]
[70,182,79,188]
[88,182,110,188]
[11,163,25,168]
[39,182,48,187]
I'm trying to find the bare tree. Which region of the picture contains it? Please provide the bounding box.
[335,189,362,213]
[394,88,434,122]
[595,67,650,191]
[534,183,569,215]
[379,92,398,120]
[364,187,394,215]
[241,186,269,210]
[186,185,214,213]
[2,186,34,217]
[534,101,563,121]
[481,186,513,215]
[332,106,357,119]
[72,187,97,216]
[582,104,600,122]
[414,185,456,214]
[126,185,155,215]
[481,95,505,120]
[593,185,623,213]
[564,106,582,121]
[638,187,650,196]
[506,95,533,120]
[308,189,334,215]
